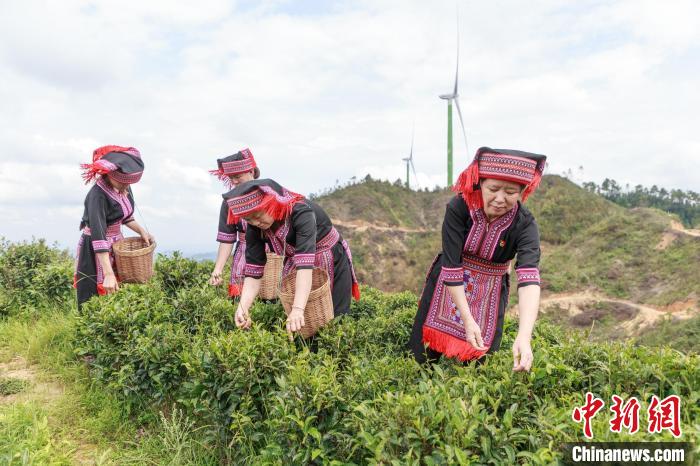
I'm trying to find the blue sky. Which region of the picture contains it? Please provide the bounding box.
[0,0,698,253]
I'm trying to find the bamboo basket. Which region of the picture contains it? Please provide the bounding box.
[259,253,283,300]
[279,268,333,338]
[112,237,156,284]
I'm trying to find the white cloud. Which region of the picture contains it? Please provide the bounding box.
[1,0,698,252]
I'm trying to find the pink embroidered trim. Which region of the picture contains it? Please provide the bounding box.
[464,204,519,260]
[97,178,134,220]
[217,232,236,242]
[293,253,316,268]
[441,266,463,283]
[108,170,143,184]
[516,267,540,284]
[83,224,122,237]
[221,158,256,175]
[244,263,264,278]
[478,152,538,185]
[92,240,110,251]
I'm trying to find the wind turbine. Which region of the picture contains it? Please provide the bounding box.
[402,126,419,190]
[439,14,469,187]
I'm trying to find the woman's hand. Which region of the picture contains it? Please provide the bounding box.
[235,305,252,329]
[102,273,119,294]
[140,232,155,246]
[209,269,223,286]
[286,307,306,338]
[512,334,534,372]
[462,312,486,351]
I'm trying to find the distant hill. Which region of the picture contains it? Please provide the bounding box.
[315,175,700,313]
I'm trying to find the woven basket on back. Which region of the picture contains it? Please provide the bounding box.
[279,268,333,339]
[112,237,156,284]
[259,253,283,300]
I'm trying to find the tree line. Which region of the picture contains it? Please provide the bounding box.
[582,178,700,228]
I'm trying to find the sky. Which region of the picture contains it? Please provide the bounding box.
[0,0,698,253]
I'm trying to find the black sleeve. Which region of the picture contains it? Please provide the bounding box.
[243,224,267,279]
[86,190,110,253]
[290,203,317,269]
[514,216,541,288]
[216,201,238,243]
[123,187,136,224]
[441,196,469,286]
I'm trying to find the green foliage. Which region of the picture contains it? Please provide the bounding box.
[0,238,74,314]
[583,178,700,228]
[0,377,28,396]
[0,402,73,465]
[637,315,700,354]
[70,271,699,463]
[154,251,213,296]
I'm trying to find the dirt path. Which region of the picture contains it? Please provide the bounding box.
[0,356,100,464]
[654,220,700,249]
[332,218,433,233]
[0,357,64,406]
[670,220,700,237]
[510,290,697,335]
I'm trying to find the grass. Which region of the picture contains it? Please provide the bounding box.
[0,308,218,465]
[637,314,700,355]
[0,378,28,397]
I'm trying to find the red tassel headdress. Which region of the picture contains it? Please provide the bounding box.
[224,179,304,224]
[80,145,142,184]
[210,148,257,188]
[453,147,546,210]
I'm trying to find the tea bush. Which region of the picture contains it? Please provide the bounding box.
[0,238,74,313]
[154,252,213,297]
[74,275,700,464]
[3,239,698,464]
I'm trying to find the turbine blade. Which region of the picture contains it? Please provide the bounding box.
[410,123,415,160]
[454,97,469,157]
[410,159,420,189]
[454,7,460,96]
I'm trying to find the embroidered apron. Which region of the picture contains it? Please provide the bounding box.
[423,254,510,361]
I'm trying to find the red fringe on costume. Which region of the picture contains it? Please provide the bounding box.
[80,145,136,184]
[352,283,360,301]
[209,169,235,189]
[453,160,483,210]
[228,283,241,297]
[422,326,488,361]
[521,168,542,203]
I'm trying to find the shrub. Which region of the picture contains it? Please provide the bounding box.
[154,252,213,297]
[0,238,74,312]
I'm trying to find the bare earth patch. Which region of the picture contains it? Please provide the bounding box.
[332,218,432,233]
[670,220,700,238]
[509,290,699,337]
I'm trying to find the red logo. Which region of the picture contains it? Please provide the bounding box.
[572,392,605,439]
[573,394,682,439]
[609,395,641,434]
[648,395,682,438]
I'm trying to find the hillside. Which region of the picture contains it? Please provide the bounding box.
[316,176,700,338]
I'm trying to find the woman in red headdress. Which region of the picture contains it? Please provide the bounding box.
[222,179,360,335]
[75,145,153,309]
[208,148,262,297]
[409,147,546,371]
